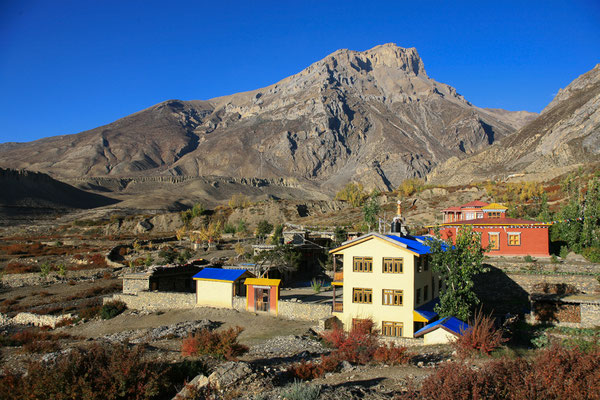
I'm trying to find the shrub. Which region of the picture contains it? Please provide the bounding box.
[0,344,173,400]
[524,255,535,263]
[453,310,507,358]
[99,300,127,320]
[418,345,600,400]
[281,380,321,400]
[4,262,37,274]
[228,194,251,209]
[39,262,52,277]
[181,326,248,360]
[321,319,379,364]
[560,245,570,259]
[583,247,600,263]
[310,278,323,294]
[288,354,340,380]
[79,302,101,320]
[373,342,410,365]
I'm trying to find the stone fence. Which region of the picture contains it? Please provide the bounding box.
[1,268,108,288]
[108,292,196,311]
[110,292,332,322]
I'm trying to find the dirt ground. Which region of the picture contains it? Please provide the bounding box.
[68,307,316,346]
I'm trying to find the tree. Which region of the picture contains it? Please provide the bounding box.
[256,220,274,239]
[229,194,251,209]
[191,203,206,218]
[581,178,600,249]
[429,225,488,321]
[191,221,223,247]
[270,224,284,244]
[397,178,424,197]
[536,192,552,222]
[253,244,301,278]
[335,182,367,207]
[362,191,381,231]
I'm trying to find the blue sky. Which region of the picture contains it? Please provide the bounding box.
[1,0,599,143]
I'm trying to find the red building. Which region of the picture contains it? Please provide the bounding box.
[433,201,550,257]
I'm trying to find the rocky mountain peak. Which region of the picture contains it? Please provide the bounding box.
[543,63,600,114]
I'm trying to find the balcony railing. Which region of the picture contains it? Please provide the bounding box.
[333,271,343,282]
[333,302,343,312]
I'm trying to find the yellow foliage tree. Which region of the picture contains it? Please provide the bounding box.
[397,178,425,197]
[229,194,251,209]
[335,182,367,207]
[196,221,223,246]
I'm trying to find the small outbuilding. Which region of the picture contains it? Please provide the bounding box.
[414,316,469,345]
[244,277,281,315]
[193,268,255,308]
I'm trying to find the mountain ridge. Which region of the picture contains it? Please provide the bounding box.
[0,43,527,192]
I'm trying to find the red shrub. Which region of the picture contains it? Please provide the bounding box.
[321,320,379,364]
[373,342,410,365]
[86,254,108,268]
[418,345,600,400]
[3,262,37,274]
[453,310,507,358]
[288,354,341,380]
[181,327,248,360]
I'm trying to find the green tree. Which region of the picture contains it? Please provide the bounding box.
[191,203,206,218]
[253,244,301,278]
[256,220,274,239]
[582,178,600,249]
[334,226,347,245]
[271,224,284,244]
[362,191,381,231]
[536,192,552,222]
[429,225,488,321]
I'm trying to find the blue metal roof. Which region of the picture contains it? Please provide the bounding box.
[414,297,440,321]
[193,268,249,282]
[415,316,470,337]
[386,234,432,255]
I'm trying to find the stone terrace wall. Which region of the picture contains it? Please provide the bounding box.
[277,300,332,321]
[108,292,195,311]
[581,303,600,328]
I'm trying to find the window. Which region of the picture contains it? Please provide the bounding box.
[383,257,403,273]
[431,277,435,297]
[352,288,372,304]
[353,257,373,272]
[417,257,427,272]
[508,233,521,246]
[352,318,372,332]
[416,288,421,304]
[423,256,429,271]
[424,285,429,301]
[488,233,500,250]
[382,289,403,306]
[488,211,501,218]
[382,321,403,337]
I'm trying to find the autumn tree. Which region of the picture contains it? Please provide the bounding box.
[253,244,301,278]
[335,182,367,207]
[429,225,488,321]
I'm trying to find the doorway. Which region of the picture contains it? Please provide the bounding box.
[255,288,270,312]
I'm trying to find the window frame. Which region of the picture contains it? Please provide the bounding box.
[416,288,422,304]
[352,287,373,304]
[352,256,373,272]
[488,232,500,250]
[424,285,429,301]
[382,289,403,306]
[382,257,403,273]
[507,232,521,246]
[381,321,403,337]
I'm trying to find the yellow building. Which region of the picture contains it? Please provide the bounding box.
[193,268,254,308]
[330,232,442,338]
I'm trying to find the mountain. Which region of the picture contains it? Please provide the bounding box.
[0,168,118,210]
[428,64,600,185]
[0,44,521,193]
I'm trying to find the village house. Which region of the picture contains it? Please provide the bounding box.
[434,201,550,257]
[329,203,444,338]
[193,268,255,308]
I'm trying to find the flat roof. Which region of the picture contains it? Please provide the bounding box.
[193,268,250,282]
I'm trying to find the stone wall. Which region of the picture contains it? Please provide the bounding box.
[1,268,108,288]
[277,300,332,321]
[11,312,73,328]
[581,303,600,328]
[123,274,150,294]
[108,291,195,311]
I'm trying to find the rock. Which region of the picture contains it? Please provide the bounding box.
[340,360,353,372]
[172,374,208,400]
[135,219,153,233]
[208,361,252,390]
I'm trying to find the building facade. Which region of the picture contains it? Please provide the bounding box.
[330,232,441,338]
[435,201,550,257]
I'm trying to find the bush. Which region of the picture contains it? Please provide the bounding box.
[397,178,425,197]
[310,278,323,294]
[321,319,380,365]
[524,255,535,263]
[373,342,410,365]
[181,326,248,360]
[288,354,340,380]
[281,380,321,400]
[583,247,600,263]
[418,345,600,400]
[453,310,507,358]
[335,182,367,207]
[560,245,570,259]
[99,300,127,320]
[0,344,173,400]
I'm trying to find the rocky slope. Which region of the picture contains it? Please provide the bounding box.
[0,44,519,193]
[428,64,600,184]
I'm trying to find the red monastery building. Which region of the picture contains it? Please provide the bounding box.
[432,201,550,257]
